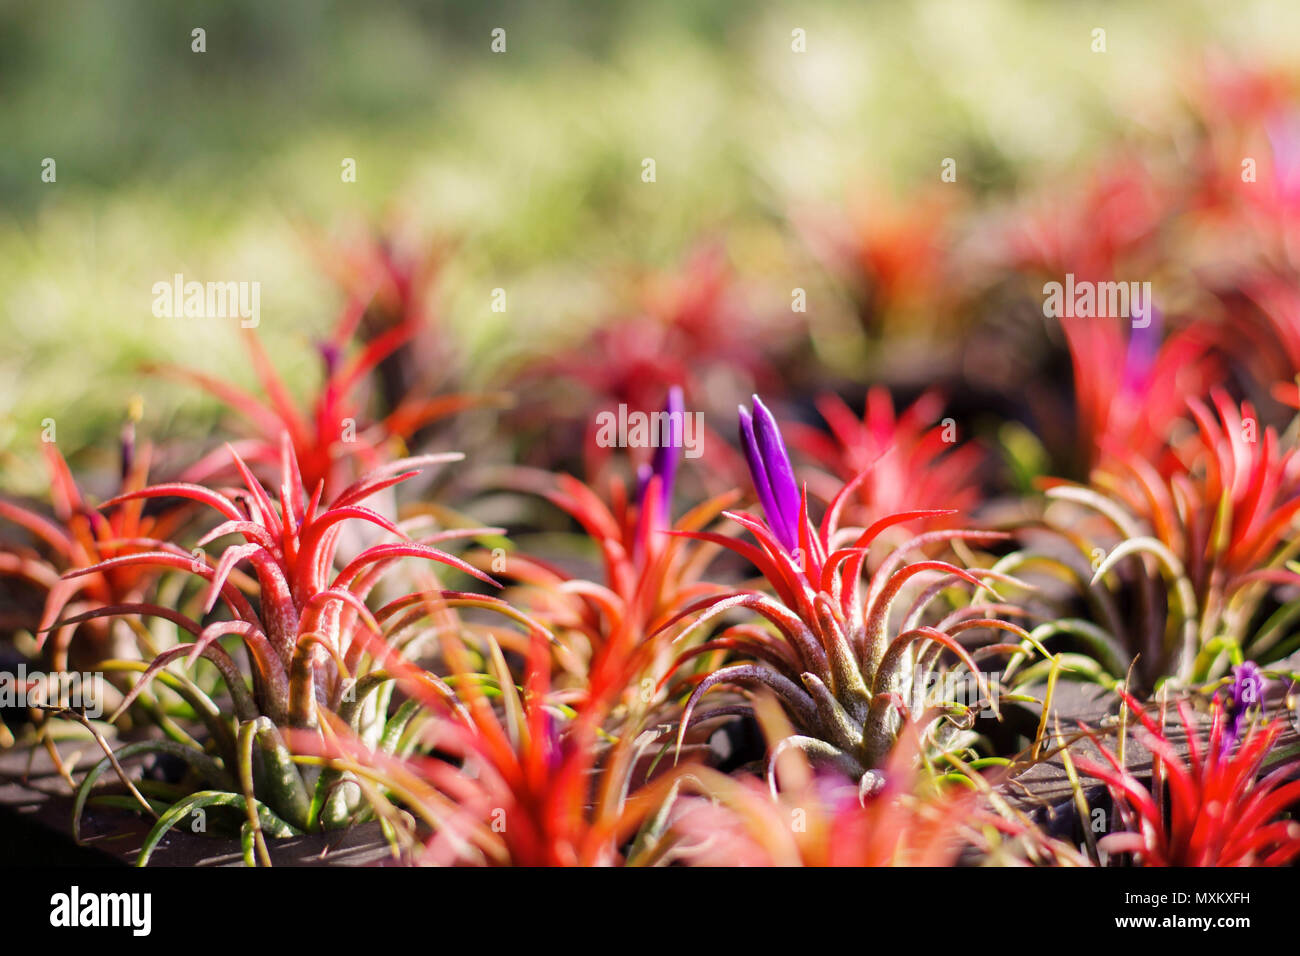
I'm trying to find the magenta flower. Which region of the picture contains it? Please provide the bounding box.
[635,385,684,522]
[738,395,800,552]
[1120,306,1162,398]
[1223,661,1267,756]
[317,340,343,379]
[1267,110,1300,206]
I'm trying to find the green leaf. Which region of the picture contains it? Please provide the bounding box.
[136,791,299,867]
[73,740,232,843]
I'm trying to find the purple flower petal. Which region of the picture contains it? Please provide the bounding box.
[318,341,342,379]
[739,406,783,543]
[1121,306,1162,396]
[635,386,684,524]
[650,385,684,517]
[739,397,800,551]
[750,395,801,549]
[1222,661,1266,757]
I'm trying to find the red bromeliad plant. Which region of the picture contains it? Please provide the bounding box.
[656,701,1055,866]
[482,388,738,714]
[0,426,190,670]
[52,434,504,856]
[306,226,479,437]
[789,387,983,530]
[1076,688,1300,867]
[1060,311,1217,472]
[292,616,687,866]
[996,155,1172,284]
[1029,388,1300,688]
[155,303,494,502]
[507,247,787,474]
[661,396,1035,780]
[797,188,962,336]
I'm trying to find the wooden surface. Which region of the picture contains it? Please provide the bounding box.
[993,680,1300,839]
[0,738,393,867]
[4,680,1297,865]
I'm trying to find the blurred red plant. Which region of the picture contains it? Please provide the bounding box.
[509,246,785,462]
[789,387,983,529]
[1062,311,1216,472]
[798,188,961,334]
[659,701,1029,866]
[1076,691,1300,866]
[0,428,189,669]
[296,621,685,866]
[154,297,492,501]
[485,388,738,708]
[997,156,1172,283]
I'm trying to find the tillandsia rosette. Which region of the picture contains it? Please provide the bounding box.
[50,435,507,864]
[155,306,502,502]
[1075,689,1300,866]
[291,603,690,866]
[1061,310,1215,472]
[788,386,985,531]
[467,387,742,713]
[1003,388,1300,693]
[659,395,1046,782]
[0,424,191,674]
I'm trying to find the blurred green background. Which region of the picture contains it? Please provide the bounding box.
[3,0,1299,493]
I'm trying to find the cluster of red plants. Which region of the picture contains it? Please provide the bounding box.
[5,62,1300,867]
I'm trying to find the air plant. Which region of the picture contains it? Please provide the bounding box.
[0,422,190,671]
[660,395,1038,780]
[290,612,687,866]
[1059,310,1216,472]
[996,155,1171,285]
[152,298,497,502]
[789,386,983,530]
[655,698,1049,866]
[53,434,503,863]
[1075,690,1300,866]
[481,387,735,714]
[506,246,786,475]
[797,187,961,335]
[1019,388,1300,689]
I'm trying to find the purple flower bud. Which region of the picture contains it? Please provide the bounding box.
[318,341,343,379]
[651,385,683,518]
[542,708,563,774]
[635,386,684,523]
[1121,307,1162,397]
[634,463,654,509]
[1222,661,1266,757]
[738,395,801,552]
